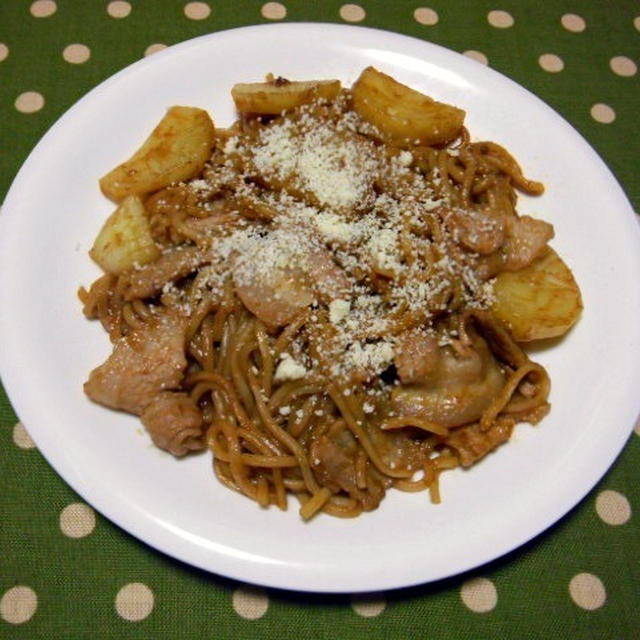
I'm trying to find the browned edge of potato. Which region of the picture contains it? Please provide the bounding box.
[90,195,159,274]
[351,66,465,147]
[231,78,341,114]
[491,246,583,342]
[99,106,215,201]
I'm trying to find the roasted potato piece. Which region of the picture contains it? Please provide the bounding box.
[90,195,159,274]
[491,247,582,341]
[231,78,341,114]
[100,106,215,201]
[352,66,465,147]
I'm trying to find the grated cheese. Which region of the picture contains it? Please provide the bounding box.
[153,94,500,383]
[328,298,351,324]
[274,352,308,382]
[252,121,369,210]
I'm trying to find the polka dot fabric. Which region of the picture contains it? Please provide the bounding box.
[0,1,638,638]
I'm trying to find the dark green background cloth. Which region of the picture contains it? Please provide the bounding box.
[1,1,638,637]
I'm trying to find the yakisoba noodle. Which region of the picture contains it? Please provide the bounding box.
[80,68,580,520]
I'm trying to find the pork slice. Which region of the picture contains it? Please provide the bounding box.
[310,433,385,511]
[502,215,554,271]
[140,391,204,456]
[311,435,359,496]
[443,420,514,467]
[391,330,505,428]
[235,275,314,332]
[446,207,506,255]
[84,310,187,415]
[234,241,349,331]
[394,330,439,384]
[121,246,208,300]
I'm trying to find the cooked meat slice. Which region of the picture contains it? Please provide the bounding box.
[310,431,384,511]
[502,215,554,271]
[84,310,187,415]
[141,392,204,456]
[176,212,240,247]
[311,435,358,495]
[235,274,314,331]
[391,329,505,428]
[394,330,439,384]
[305,249,351,302]
[445,207,506,255]
[444,420,515,467]
[121,246,208,300]
[234,241,349,330]
[470,215,554,279]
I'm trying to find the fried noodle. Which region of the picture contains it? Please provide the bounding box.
[80,81,554,520]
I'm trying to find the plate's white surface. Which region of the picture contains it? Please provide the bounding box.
[1,24,640,593]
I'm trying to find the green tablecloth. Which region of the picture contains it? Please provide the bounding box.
[1,1,638,637]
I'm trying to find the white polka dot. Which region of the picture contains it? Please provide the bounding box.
[609,56,637,77]
[340,4,366,23]
[62,43,90,64]
[30,0,56,17]
[60,502,96,538]
[12,422,35,449]
[184,2,210,20]
[487,10,514,28]
[261,2,286,20]
[351,593,386,617]
[538,53,564,73]
[590,103,616,124]
[232,587,269,620]
[414,8,438,26]
[115,583,154,621]
[595,490,631,525]
[107,1,131,18]
[634,16,640,32]
[634,413,640,436]
[0,586,37,625]
[0,43,8,62]
[561,13,586,32]
[15,91,44,114]
[463,50,488,65]
[144,43,167,56]
[569,573,606,610]
[460,577,497,613]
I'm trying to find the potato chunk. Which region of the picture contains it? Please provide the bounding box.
[100,106,215,201]
[231,78,341,114]
[491,247,582,341]
[90,195,159,274]
[352,66,465,147]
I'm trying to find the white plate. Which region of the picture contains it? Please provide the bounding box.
[1,24,640,593]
